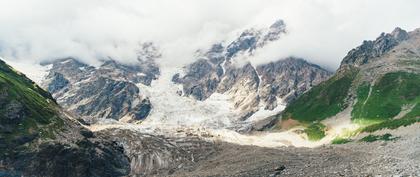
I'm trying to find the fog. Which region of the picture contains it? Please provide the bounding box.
[1,0,420,71]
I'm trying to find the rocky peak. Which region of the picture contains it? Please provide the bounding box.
[173,19,331,119]
[256,57,332,107]
[226,29,260,59]
[340,27,410,67]
[270,19,286,30]
[225,20,287,60]
[263,19,286,43]
[391,27,409,41]
[42,57,95,83]
[41,43,161,123]
[137,42,162,62]
[98,58,159,86]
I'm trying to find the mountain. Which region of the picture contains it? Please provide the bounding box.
[0,59,130,177]
[282,27,420,138]
[41,43,160,124]
[39,20,331,130]
[2,25,419,177]
[173,20,332,119]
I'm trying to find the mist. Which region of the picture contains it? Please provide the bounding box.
[1,0,420,72]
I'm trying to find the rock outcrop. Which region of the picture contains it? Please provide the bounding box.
[41,43,160,123]
[340,27,410,67]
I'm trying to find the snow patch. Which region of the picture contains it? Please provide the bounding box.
[246,100,286,123]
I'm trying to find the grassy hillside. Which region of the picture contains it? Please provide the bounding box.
[282,68,358,122]
[351,72,420,132]
[352,72,420,120]
[0,60,63,151]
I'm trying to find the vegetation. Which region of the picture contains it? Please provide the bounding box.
[304,122,326,141]
[361,116,420,133]
[359,133,398,142]
[283,69,358,122]
[352,72,420,120]
[350,72,420,132]
[0,60,63,151]
[331,137,352,144]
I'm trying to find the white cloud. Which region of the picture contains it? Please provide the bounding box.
[0,0,419,70]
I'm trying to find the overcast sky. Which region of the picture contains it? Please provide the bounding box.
[0,0,420,71]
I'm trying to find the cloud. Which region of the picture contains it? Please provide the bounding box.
[0,0,419,71]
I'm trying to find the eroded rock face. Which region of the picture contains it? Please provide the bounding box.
[41,43,160,123]
[341,27,409,67]
[175,58,222,101]
[256,58,332,107]
[63,77,145,121]
[173,20,332,118]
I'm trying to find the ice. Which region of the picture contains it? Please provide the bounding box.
[138,66,240,129]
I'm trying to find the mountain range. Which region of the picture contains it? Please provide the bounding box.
[41,20,332,131]
[0,21,419,176]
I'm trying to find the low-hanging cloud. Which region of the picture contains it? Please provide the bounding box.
[0,0,420,71]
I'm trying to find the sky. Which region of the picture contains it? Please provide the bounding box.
[0,0,420,72]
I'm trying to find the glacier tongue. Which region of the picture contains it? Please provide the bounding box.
[136,66,242,130]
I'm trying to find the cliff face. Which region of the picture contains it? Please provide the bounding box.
[340,27,409,67]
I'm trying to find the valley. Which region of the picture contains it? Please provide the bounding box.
[0,12,419,177]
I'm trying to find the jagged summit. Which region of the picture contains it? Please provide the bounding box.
[226,20,286,59]
[270,19,286,29]
[340,27,409,67]
[173,19,331,122]
[391,27,409,41]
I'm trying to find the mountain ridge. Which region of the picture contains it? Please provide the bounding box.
[0,59,131,177]
[281,27,420,139]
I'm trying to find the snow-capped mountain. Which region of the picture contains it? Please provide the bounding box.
[40,20,331,131]
[2,21,419,177]
[173,20,332,120]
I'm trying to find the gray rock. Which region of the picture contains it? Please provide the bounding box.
[340,27,409,67]
[47,72,69,93]
[41,43,161,123]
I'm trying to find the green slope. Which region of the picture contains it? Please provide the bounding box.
[283,68,358,122]
[0,60,63,151]
[0,59,130,177]
[352,72,420,132]
[352,72,420,120]
[282,69,420,135]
